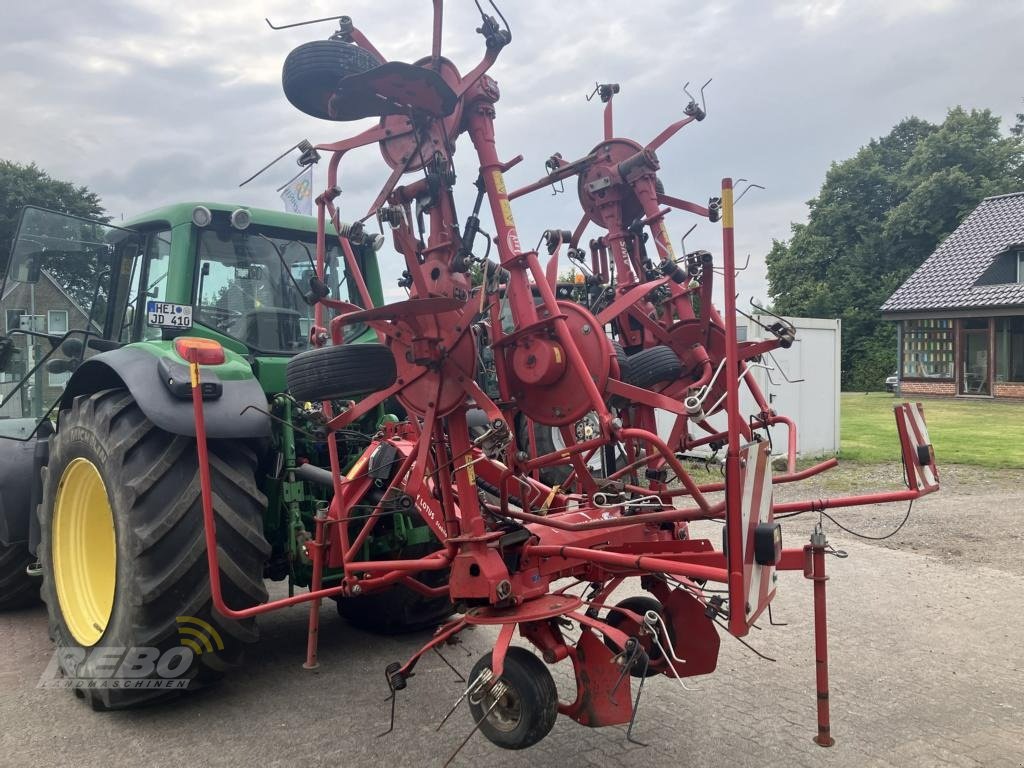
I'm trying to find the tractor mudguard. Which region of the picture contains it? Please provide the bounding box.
[59,346,270,440]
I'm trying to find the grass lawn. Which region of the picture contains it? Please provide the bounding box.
[840,392,1024,468]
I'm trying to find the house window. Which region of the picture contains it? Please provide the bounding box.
[5,309,24,333]
[995,317,1024,383]
[47,370,72,387]
[1018,251,1024,283]
[47,310,69,336]
[902,318,954,379]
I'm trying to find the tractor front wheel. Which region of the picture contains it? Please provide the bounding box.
[336,570,452,634]
[38,389,270,709]
[0,540,38,610]
[468,647,558,750]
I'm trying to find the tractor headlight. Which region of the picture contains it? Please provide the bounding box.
[191,205,213,228]
[230,208,252,231]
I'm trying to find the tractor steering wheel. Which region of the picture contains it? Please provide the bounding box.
[198,305,242,330]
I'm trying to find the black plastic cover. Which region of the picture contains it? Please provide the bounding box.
[754,521,783,566]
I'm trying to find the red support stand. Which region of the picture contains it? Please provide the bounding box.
[807,524,835,747]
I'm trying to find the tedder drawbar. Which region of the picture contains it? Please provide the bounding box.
[176,0,940,756]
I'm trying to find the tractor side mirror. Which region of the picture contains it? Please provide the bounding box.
[61,338,84,358]
[46,358,78,374]
[0,336,13,371]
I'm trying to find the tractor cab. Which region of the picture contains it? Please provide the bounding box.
[0,202,384,438]
[0,206,140,436]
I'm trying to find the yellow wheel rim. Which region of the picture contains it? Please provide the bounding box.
[53,458,117,646]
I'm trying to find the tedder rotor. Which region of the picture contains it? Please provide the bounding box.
[177,0,941,755]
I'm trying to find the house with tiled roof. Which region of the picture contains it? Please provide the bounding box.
[881,191,1024,399]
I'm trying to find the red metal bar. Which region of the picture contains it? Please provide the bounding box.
[188,358,450,620]
[689,458,839,494]
[430,0,443,67]
[765,414,798,474]
[720,178,748,638]
[526,544,729,583]
[619,427,712,513]
[303,511,326,669]
[773,487,929,514]
[646,114,697,152]
[808,537,835,747]
[496,500,725,531]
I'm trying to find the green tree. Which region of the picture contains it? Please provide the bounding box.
[766,108,1023,390]
[0,160,107,275]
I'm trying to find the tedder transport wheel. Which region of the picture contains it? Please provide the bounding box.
[603,595,671,678]
[38,389,270,709]
[622,345,684,391]
[468,647,559,750]
[336,570,452,634]
[0,540,38,610]
[282,39,383,120]
[286,343,397,402]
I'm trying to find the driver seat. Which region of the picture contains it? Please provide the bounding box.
[235,307,304,352]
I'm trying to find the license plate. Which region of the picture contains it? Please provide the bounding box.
[146,301,193,329]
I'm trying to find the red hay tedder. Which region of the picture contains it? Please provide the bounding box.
[179,1,940,756]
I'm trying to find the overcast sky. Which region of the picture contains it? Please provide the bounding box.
[2,0,1021,304]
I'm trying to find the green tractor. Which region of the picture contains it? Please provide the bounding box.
[0,203,448,708]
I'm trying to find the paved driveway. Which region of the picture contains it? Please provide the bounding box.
[1,465,1022,768]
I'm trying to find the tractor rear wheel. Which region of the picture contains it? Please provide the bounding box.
[468,647,559,750]
[518,411,624,488]
[38,389,270,709]
[0,540,37,610]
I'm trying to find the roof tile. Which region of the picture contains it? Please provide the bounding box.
[881,191,1024,313]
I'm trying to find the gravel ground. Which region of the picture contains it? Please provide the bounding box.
[1,461,1022,768]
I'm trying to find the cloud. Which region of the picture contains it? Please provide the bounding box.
[1,0,1021,309]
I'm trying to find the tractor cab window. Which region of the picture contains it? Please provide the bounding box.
[118,229,172,343]
[195,226,349,354]
[0,206,140,434]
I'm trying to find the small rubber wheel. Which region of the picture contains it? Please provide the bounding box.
[282,39,382,120]
[604,595,671,678]
[611,339,631,381]
[468,647,558,750]
[622,345,683,391]
[286,343,396,401]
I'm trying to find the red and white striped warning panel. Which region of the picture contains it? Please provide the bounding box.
[740,440,776,628]
[894,402,939,493]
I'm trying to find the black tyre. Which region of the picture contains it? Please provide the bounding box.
[0,540,37,610]
[612,339,632,381]
[286,343,397,402]
[604,595,670,678]
[468,647,559,750]
[282,39,382,120]
[623,345,683,391]
[518,412,624,488]
[38,389,270,709]
[337,571,452,634]
[517,416,571,487]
